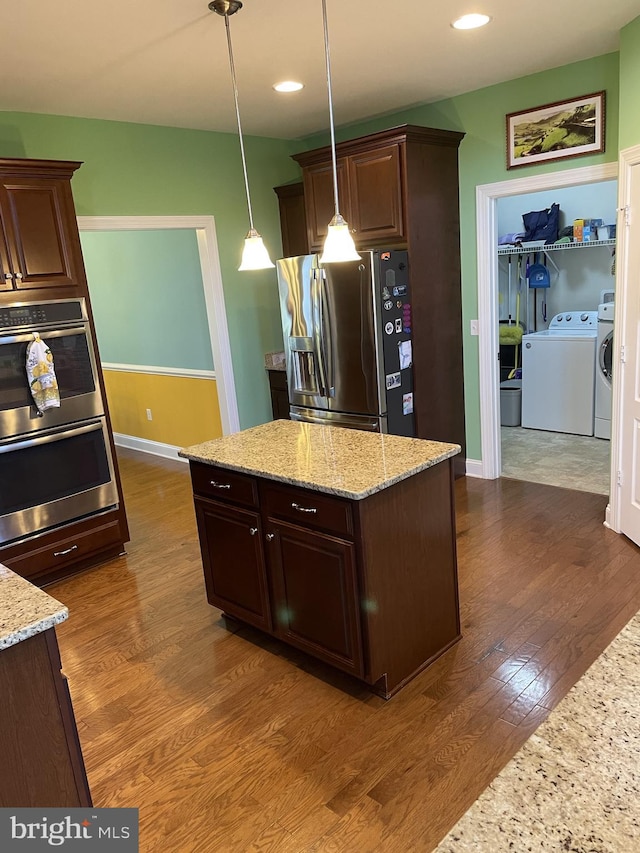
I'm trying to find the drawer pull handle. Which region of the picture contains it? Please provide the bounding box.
[249,527,258,536]
[210,481,231,490]
[53,544,78,557]
[291,502,317,514]
[266,533,275,542]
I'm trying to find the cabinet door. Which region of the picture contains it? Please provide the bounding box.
[302,160,350,252]
[267,520,363,677]
[194,497,272,631]
[0,221,13,290]
[347,143,404,244]
[0,178,82,290]
[274,182,309,257]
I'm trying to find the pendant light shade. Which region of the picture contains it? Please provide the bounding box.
[319,0,360,264]
[209,1,274,271]
[239,229,275,270]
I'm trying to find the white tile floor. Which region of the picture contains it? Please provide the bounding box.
[501,426,611,495]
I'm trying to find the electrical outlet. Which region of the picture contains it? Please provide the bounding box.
[470,319,479,336]
[146,408,153,421]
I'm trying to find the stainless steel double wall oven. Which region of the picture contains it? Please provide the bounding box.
[0,298,118,545]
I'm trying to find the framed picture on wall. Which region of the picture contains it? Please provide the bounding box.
[506,91,605,169]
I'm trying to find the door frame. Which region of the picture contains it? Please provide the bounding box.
[607,143,640,535]
[475,161,618,480]
[77,215,240,436]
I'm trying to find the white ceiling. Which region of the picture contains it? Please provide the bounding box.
[2,1,637,139]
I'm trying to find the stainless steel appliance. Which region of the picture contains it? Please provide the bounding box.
[0,298,118,545]
[276,250,415,435]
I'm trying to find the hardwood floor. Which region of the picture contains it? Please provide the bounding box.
[49,448,640,852]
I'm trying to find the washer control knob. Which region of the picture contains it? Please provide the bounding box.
[581,313,589,321]
[565,314,572,321]
[556,315,563,321]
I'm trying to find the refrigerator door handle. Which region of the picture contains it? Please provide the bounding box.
[312,268,331,397]
[318,269,335,397]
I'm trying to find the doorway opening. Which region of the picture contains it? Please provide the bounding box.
[475,162,618,495]
[77,215,239,458]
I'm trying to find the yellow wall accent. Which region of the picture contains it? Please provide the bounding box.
[103,371,223,447]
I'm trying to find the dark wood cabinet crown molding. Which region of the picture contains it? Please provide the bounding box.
[292,124,464,168]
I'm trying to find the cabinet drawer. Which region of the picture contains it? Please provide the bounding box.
[4,519,122,581]
[190,462,258,508]
[261,482,353,539]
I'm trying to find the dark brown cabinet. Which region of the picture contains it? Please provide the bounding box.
[189,455,460,698]
[299,143,404,251]
[0,158,129,585]
[194,497,272,632]
[267,369,290,421]
[273,182,309,258]
[1,628,91,807]
[269,519,363,677]
[0,162,85,292]
[291,126,467,476]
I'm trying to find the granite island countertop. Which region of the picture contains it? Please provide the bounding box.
[179,420,460,500]
[0,564,68,651]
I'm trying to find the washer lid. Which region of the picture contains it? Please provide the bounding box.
[523,329,598,342]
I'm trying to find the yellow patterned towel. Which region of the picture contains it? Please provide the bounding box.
[26,333,60,413]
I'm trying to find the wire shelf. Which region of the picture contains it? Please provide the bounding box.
[497,239,615,256]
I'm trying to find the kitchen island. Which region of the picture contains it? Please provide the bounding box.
[0,565,91,806]
[180,420,461,698]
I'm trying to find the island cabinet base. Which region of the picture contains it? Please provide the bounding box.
[0,628,92,807]
[190,457,460,699]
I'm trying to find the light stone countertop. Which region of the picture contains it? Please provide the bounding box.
[179,420,460,500]
[0,564,68,651]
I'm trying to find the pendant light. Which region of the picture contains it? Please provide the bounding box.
[209,0,274,270]
[319,0,361,264]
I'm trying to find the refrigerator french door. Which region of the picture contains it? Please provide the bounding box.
[276,250,414,436]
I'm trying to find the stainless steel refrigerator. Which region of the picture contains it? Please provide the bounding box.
[276,249,415,436]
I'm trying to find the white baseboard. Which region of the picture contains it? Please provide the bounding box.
[465,458,484,478]
[112,433,188,463]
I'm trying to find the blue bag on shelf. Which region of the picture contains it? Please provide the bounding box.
[522,203,560,244]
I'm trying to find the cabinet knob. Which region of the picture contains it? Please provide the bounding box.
[266,533,275,542]
[14,272,23,280]
[210,481,231,490]
[249,527,258,536]
[4,273,12,282]
[291,502,317,514]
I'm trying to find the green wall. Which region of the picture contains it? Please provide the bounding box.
[0,47,627,458]
[0,111,301,430]
[301,53,620,460]
[80,230,214,370]
[619,17,640,149]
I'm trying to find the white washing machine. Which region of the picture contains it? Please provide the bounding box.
[595,301,614,439]
[522,311,598,435]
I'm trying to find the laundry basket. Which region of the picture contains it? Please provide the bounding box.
[500,379,522,427]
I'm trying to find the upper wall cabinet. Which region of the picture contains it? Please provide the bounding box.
[0,160,85,293]
[294,139,404,251]
[273,182,309,259]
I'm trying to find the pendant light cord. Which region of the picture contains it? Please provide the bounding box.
[321,0,340,220]
[223,13,254,231]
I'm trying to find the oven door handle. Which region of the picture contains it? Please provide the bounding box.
[0,326,88,345]
[0,421,103,453]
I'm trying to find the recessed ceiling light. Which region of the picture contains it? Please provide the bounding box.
[451,13,491,30]
[273,81,304,93]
